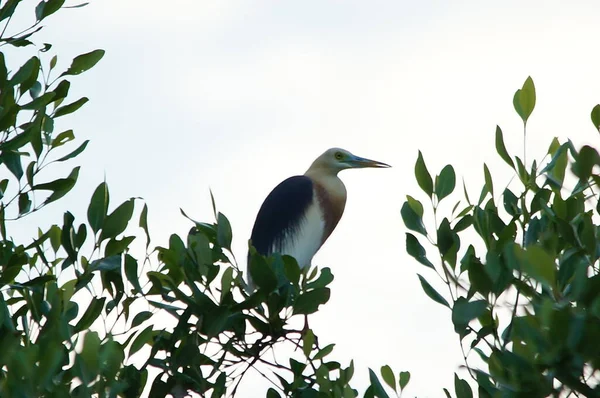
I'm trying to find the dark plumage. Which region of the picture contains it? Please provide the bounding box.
[249,175,313,259]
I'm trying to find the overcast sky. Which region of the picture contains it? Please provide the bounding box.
[11,0,600,396]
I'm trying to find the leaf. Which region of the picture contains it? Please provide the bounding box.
[591,104,600,131]
[399,371,411,390]
[124,254,142,293]
[55,140,89,162]
[61,49,105,77]
[87,182,109,234]
[248,255,277,291]
[131,311,152,328]
[302,328,314,357]
[54,97,88,117]
[306,267,334,289]
[513,76,536,124]
[483,164,493,198]
[18,192,31,215]
[266,388,281,398]
[401,202,427,235]
[292,287,330,315]
[34,166,80,204]
[129,325,153,357]
[74,297,105,333]
[368,368,390,398]
[406,233,434,269]
[415,151,433,196]
[406,196,424,219]
[454,373,473,398]
[100,199,134,241]
[50,129,74,148]
[220,267,233,302]
[313,343,334,360]
[139,203,150,247]
[216,212,232,250]
[502,188,519,216]
[380,365,396,393]
[37,0,66,20]
[417,274,449,308]
[523,245,557,288]
[435,165,456,201]
[452,298,487,326]
[90,255,121,272]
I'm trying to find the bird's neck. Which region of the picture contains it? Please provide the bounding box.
[304,171,347,242]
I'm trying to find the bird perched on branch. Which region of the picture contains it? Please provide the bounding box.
[247,148,390,289]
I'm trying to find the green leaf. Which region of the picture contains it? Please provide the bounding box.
[454,373,473,398]
[415,151,433,196]
[100,198,134,241]
[50,129,74,148]
[292,287,330,315]
[266,388,281,398]
[87,182,109,234]
[303,328,315,357]
[37,0,66,20]
[54,97,88,117]
[368,368,390,398]
[217,212,232,250]
[435,165,456,201]
[483,164,493,198]
[139,203,150,247]
[131,311,152,328]
[523,245,556,288]
[496,126,515,169]
[313,343,334,360]
[248,254,277,291]
[129,325,153,357]
[399,371,411,390]
[591,104,600,131]
[417,274,449,308]
[513,76,536,124]
[55,140,89,162]
[406,233,434,269]
[406,195,424,217]
[380,365,396,393]
[452,297,487,326]
[502,188,519,216]
[220,267,233,302]
[124,254,142,293]
[34,166,80,204]
[61,49,105,76]
[306,267,334,289]
[401,202,427,235]
[74,297,105,333]
[18,192,31,215]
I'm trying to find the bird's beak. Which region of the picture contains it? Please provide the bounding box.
[348,155,391,169]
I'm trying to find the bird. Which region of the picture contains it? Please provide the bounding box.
[247,147,390,289]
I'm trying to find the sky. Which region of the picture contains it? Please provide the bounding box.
[9,0,600,396]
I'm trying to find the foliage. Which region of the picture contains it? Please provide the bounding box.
[402,76,600,397]
[0,2,412,397]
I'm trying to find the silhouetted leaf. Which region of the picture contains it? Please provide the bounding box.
[591,104,600,131]
[417,274,449,308]
[380,365,396,393]
[100,199,134,241]
[87,182,108,234]
[74,297,105,333]
[415,151,433,196]
[293,287,330,315]
[436,165,456,201]
[61,49,105,76]
[399,371,411,390]
[495,126,514,168]
[406,233,434,269]
[401,202,427,235]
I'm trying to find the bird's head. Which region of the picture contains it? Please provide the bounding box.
[308,148,391,175]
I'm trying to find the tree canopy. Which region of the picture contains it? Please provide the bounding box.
[2,2,600,398]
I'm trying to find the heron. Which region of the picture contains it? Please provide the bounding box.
[247,147,390,289]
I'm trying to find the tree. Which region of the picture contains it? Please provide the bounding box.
[402,77,600,397]
[0,2,409,397]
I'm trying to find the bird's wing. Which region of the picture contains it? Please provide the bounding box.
[249,175,324,268]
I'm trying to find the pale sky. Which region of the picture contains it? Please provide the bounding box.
[11,0,600,396]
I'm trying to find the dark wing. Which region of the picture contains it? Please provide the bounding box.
[249,175,314,258]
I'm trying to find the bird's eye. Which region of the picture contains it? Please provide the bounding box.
[334,152,343,160]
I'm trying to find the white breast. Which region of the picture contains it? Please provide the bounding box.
[276,199,325,269]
